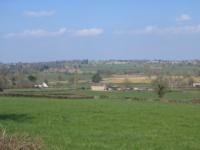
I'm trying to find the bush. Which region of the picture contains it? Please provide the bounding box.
[27,75,37,83]
[79,87,85,90]
[99,95,109,99]
[0,88,3,92]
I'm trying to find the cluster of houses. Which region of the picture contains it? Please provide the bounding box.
[32,81,200,90]
[91,84,153,92]
[91,82,200,92]
[34,82,49,88]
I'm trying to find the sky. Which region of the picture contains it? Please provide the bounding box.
[1,0,200,62]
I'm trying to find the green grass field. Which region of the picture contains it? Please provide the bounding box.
[0,96,200,150]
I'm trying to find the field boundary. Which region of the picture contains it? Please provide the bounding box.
[0,93,94,100]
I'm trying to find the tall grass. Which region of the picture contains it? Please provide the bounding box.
[0,129,43,150]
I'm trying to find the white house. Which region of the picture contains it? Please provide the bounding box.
[42,82,48,88]
[193,82,200,88]
[91,84,107,91]
[34,82,48,88]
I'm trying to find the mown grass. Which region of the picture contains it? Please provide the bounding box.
[0,96,200,150]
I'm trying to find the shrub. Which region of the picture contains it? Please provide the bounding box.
[80,87,86,90]
[99,95,109,99]
[27,75,37,83]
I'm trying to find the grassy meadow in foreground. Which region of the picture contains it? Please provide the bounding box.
[0,97,200,150]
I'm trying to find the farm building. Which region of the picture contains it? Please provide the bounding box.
[193,82,200,88]
[34,82,49,88]
[91,84,107,91]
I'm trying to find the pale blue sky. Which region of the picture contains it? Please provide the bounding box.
[1,0,200,62]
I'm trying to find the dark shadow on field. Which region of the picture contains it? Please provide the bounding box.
[0,114,33,122]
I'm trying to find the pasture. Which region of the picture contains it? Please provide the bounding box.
[0,94,200,149]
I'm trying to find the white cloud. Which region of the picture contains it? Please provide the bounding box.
[5,28,67,38]
[115,25,200,35]
[75,28,104,37]
[24,10,56,17]
[5,28,104,38]
[176,14,191,22]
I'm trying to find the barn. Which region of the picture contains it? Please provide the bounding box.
[193,82,200,88]
[91,84,107,91]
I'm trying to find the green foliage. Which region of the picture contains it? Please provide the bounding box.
[92,72,102,83]
[28,75,37,83]
[153,76,169,99]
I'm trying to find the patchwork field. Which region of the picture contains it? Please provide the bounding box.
[103,75,200,84]
[0,96,200,150]
[103,75,155,84]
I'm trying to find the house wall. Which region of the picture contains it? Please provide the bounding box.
[91,86,106,91]
[193,83,200,88]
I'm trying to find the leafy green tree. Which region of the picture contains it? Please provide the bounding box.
[153,76,168,99]
[92,72,102,83]
[28,75,37,83]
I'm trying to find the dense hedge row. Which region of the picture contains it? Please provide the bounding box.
[0,93,94,99]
